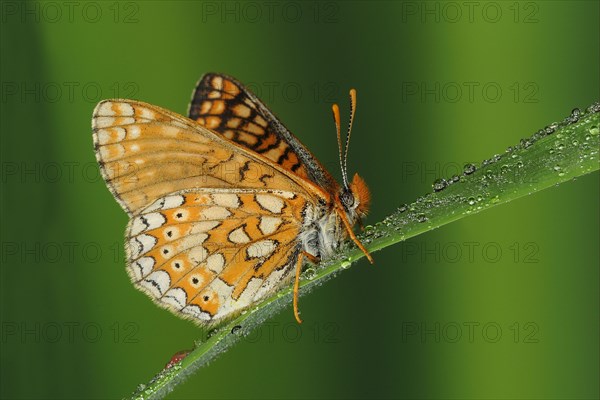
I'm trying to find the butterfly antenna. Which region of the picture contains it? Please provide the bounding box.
[343,89,357,183]
[332,103,349,188]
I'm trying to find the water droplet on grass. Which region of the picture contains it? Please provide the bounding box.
[567,108,581,123]
[463,163,476,175]
[432,178,447,192]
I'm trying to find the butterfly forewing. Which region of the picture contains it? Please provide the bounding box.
[93,99,312,216]
[125,188,305,324]
[188,73,338,193]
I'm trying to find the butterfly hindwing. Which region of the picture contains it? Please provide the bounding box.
[92,99,313,216]
[125,188,307,324]
[188,73,338,192]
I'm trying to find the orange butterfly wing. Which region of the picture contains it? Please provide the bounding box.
[126,188,306,325]
[92,99,318,216]
[188,73,339,193]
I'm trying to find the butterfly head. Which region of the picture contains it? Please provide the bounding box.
[332,89,371,223]
[339,172,371,222]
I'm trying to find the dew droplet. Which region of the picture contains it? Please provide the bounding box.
[432,178,447,192]
[520,138,532,148]
[463,163,476,175]
[304,267,317,280]
[586,103,600,113]
[589,125,599,136]
[398,204,407,213]
[545,122,559,135]
[557,143,565,150]
[467,197,476,205]
[231,325,242,334]
[567,107,581,123]
[417,214,428,223]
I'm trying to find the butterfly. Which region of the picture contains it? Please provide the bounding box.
[92,73,373,326]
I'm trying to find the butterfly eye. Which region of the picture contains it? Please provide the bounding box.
[340,190,355,209]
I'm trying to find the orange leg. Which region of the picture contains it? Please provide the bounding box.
[293,252,304,324]
[336,206,374,264]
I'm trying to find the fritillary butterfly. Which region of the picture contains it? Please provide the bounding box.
[92,73,372,326]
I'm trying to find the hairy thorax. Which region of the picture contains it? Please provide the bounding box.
[299,201,348,261]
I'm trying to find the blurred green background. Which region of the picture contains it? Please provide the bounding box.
[1,1,598,399]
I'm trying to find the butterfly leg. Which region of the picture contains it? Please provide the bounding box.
[335,206,374,264]
[293,251,321,324]
[293,252,305,324]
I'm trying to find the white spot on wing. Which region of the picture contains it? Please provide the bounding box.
[94,116,135,128]
[130,213,166,235]
[229,226,250,244]
[95,101,116,116]
[259,216,282,235]
[94,117,115,129]
[137,234,157,253]
[206,253,225,273]
[117,102,135,116]
[212,76,223,90]
[188,246,208,264]
[163,195,185,209]
[145,213,167,230]
[190,221,220,234]
[246,240,277,259]
[140,270,171,297]
[130,257,155,280]
[130,218,146,236]
[130,234,157,258]
[180,233,208,249]
[211,278,234,315]
[139,107,156,120]
[212,193,239,208]
[96,127,126,145]
[162,287,187,309]
[182,304,211,321]
[127,125,141,139]
[256,194,284,213]
[144,197,166,212]
[200,206,230,220]
[237,277,263,307]
[271,190,295,199]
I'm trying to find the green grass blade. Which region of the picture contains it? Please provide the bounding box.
[128,103,599,400]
